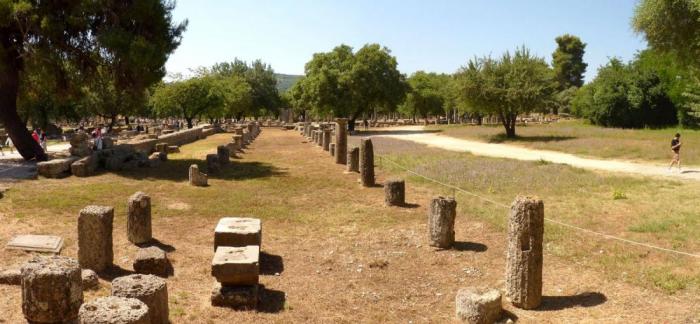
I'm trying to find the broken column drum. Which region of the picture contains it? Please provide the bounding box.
[384,179,405,206]
[359,138,375,187]
[21,256,83,323]
[79,297,149,324]
[347,147,359,173]
[330,143,336,157]
[78,205,114,272]
[206,154,220,174]
[127,192,152,245]
[455,288,502,324]
[322,129,331,151]
[334,118,348,164]
[505,196,544,310]
[217,145,230,166]
[112,274,169,324]
[189,164,208,186]
[428,196,456,248]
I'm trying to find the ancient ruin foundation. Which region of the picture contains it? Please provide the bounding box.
[505,196,544,310]
[21,256,83,323]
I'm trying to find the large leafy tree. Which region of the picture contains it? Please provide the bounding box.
[211,59,280,118]
[633,0,700,70]
[551,34,587,114]
[455,47,555,137]
[399,71,449,122]
[300,44,407,131]
[151,76,222,128]
[0,1,185,160]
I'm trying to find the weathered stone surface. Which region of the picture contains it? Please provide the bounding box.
[506,196,544,310]
[78,205,114,272]
[82,269,99,290]
[71,153,98,177]
[148,153,161,168]
[329,143,336,157]
[359,138,375,187]
[70,132,93,157]
[79,296,149,324]
[335,118,348,164]
[214,217,262,249]
[38,156,80,178]
[127,192,152,244]
[6,234,63,253]
[384,179,405,206]
[133,247,169,277]
[217,145,230,166]
[21,256,83,323]
[455,288,502,324]
[0,268,21,285]
[226,142,238,157]
[347,147,359,173]
[154,143,168,154]
[111,274,168,324]
[322,129,331,151]
[428,196,456,249]
[211,282,258,309]
[206,154,220,174]
[188,164,208,187]
[211,245,260,285]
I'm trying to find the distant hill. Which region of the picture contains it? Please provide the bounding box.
[275,74,303,93]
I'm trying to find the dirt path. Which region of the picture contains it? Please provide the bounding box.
[378,126,700,180]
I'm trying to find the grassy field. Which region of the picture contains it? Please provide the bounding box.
[349,134,700,297]
[0,129,697,323]
[429,119,700,164]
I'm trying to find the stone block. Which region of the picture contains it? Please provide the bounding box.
[78,205,114,272]
[206,154,220,174]
[127,191,152,244]
[214,217,261,250]
[189,164,208,187]
[82,269,99,290]
[71,153,98,177]
[111,274,168,324]
[133,247,169,277]
[0,268,21,285]
[21,256,83,323]
[211,245,259,285]
[455,288,502,324]
[210,282,258,309]
[38,156,80,178]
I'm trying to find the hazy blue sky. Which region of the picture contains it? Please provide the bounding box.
[165,0,646,82]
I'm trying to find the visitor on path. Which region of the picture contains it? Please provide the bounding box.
[94,126,103,150]
[363,119,369,130]
[39,130,47,152]
[669,133,682,172]
[32,129,40,144]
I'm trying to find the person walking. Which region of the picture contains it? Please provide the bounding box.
[669,133,682,172]
[39,130,47,152]
[32,128,40,144]
[94,125,103,150]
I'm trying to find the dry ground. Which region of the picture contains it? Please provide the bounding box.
[0,129,698,323]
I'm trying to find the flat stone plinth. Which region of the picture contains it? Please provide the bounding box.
[214,217,261,250]
[211,245,259,285]
[211,282,258,310]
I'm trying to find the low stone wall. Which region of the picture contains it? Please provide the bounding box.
[125,125,214,154]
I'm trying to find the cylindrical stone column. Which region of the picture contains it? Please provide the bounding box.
[112,274,169,324]
[359,138,375,187]
[347,147,359,173]
[217,145,230,166]
[334,118,348,164]
[206,154,220,174]
[79,205,114,272]
[316,129,323,147]
[384,179,405,206]
[127,192,152,245]
[79,297,149,324]
[330,143,336,157]
[505,196,544,310]
[21,256,83,323]
[322,129,331,151]
[428,196,456,248]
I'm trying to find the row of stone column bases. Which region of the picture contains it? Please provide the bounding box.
[17,191,172,323]
[300,121,545,324]
[188,122,262,187]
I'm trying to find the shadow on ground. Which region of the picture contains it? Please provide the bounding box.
[257,285,286,313]
[260,251,284,275]
[112,159,287,182]
[137,238,176,252]
[538,292,607,311]
[453,241,488,252]
[488,134,576,144]
[97,265,135,281]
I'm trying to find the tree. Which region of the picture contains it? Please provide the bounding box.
[399,71,448,122]
[0,1,186,160]
[455,47,554,137]
[210,59,280,118]
[300,44,407,131]
[551,34,587,114]
[150,76,224,128]
[633,0,700,70]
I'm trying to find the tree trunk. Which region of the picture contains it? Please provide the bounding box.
[0,52,46,161]
[124,116,130,125]
[186,117,193,129]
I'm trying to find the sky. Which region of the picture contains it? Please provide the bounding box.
[165,0,647,83]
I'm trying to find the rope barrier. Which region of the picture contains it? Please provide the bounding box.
[378,155,700,259]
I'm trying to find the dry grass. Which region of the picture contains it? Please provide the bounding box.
[431,119,700,164]
[0,129,697,323]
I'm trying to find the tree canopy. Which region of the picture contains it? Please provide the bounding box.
[398,72,451,121]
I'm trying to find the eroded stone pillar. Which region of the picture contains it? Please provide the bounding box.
[335,118,348,164]
[359,138,374,187]
[428,196,456,248]
[78,205,114,272]
[322,129,331,151]
[505,196,544,310]
[384,179,405,206]
[112,274,169,324]
[347,147,359,173]
[127,192,152,245]
[21,256,83,323]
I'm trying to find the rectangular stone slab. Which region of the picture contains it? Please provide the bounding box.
[5,235,63,253]
[214,217,261,250]
[212,245,259,285]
